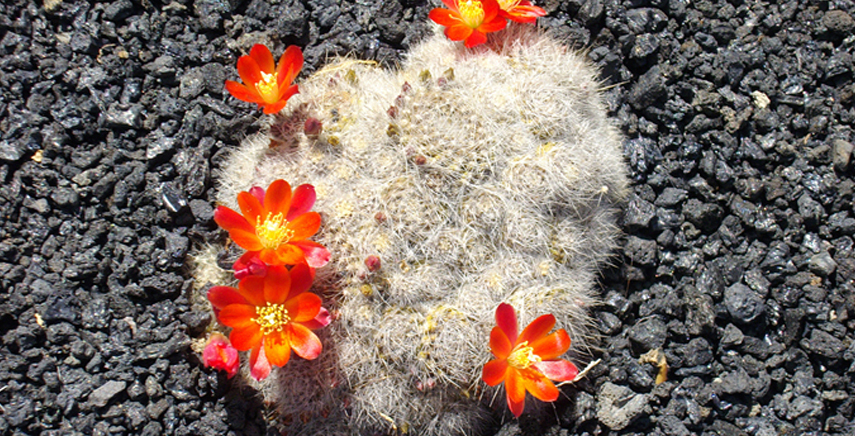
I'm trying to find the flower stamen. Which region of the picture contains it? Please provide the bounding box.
[255,212,295,249]
[253,303,291,335]
[255,71,280,104]
[507,341,541,369]
[457,0,485,28]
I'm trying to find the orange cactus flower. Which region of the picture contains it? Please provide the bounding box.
[497,0,546,23]
[482,303,579,417]
[225,44,303,114]
[202,333,240,378]
[214,179,331,269]
[207,264,330,380]
[429,0,508,48]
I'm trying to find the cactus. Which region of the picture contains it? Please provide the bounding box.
[202,24,628,436]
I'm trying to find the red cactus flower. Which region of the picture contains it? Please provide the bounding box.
[429,0,508,48]
[482,303,579,417]
[225,44,303,114]
[202,333,240,378]
[214,179,331,269]
[497,0,545,23]
[207,264,331,380]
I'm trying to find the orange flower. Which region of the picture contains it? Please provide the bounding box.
[429,0,508,48]
[214,179,331,269]
[207,264,330,380]
[482,303,579,417]
[202,333,240,378]
[225,44,303,114]
[497,0,546,23]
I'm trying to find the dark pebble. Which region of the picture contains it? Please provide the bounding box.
[801,329,845,358]
[724,283,765,325]
[86,380,126,409]
[627,317,667,351]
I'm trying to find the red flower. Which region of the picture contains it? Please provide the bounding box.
[207,264,330,380]
[214,179,331,268]
[497,0,545,23]
[202,333,240,379]
[429,0,508,48]
[225,44,303,114]
[482,303,579,417]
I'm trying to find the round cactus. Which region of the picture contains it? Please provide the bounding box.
[205,24,628,436]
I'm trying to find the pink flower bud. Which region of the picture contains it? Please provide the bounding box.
[304,117,323,136]
[364,255,381,272]
[202,333,239,379]
[233,253,268,280]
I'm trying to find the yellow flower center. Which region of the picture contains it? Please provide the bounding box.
[497,0,520,11]
[255,71,280,104]
[253,303,291,335]
[255,212,295,250]
[457,0,485,28]
[507,342,542,370]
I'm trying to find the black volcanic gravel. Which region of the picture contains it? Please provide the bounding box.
[0,0,853,435]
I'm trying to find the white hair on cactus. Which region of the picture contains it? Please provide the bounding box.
[198,23,628,436]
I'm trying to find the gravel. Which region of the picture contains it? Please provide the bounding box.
[0,0,853,434]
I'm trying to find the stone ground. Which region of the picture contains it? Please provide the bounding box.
[0,0,853,435]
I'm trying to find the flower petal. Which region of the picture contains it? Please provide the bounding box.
[214,206,254,234]
[445,24,473,41]
[229,323,263,351]
[441,0,457,10]
[505,370,526,417]
[262,98,289,114]
[521,369,559,402]
[250,44,275,75]
[225,80,263,103]
[229,228,264,252]
[464,30,488,48]
[238,276,267,307]
[286,212,321,241]
[480,0,500,19]
[264,331,292,367]
[287,262,314,299]
[277,83,299,103]
[249,186,266,205]
[207,286,248,311]
[519,313,555,344]
[264,179,292,217]
[237,55,263,90]
[276,45,303,88]
[218,304,259,329]
[291,240,331,268]
[286,292,322,322]
[288,323,322,360]
[262,243,305,265]
[302,306,332,330]
[489,326,512,359]
[429,8,460,26]
[503,5,545,23]
[482,359,509,386]
[237,191,265,226]
[495,303,518,345]
[533,359,578,382]
[263,265,292,305]
[478,16,508,32]
[529,329,571,360]
[250,344,271,381]
[287,184,316,220]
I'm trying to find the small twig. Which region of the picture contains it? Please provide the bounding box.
[597,80,630,92]
[557,358,601,386]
